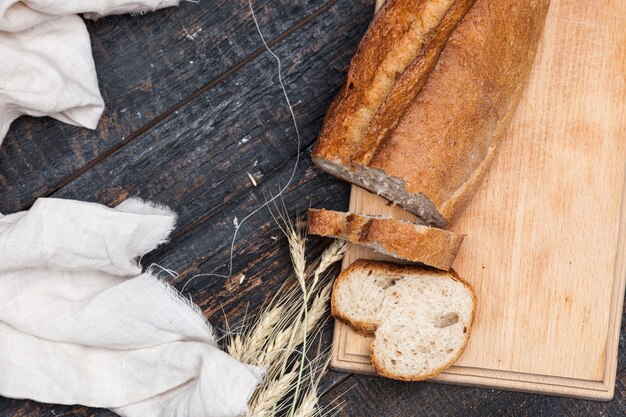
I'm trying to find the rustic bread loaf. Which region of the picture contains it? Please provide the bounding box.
[332,260,475,380]
[313,0,550,227]
[313,0,474,165]
[308,208,463,270]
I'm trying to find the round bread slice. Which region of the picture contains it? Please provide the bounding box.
[332,259,475,381]
[308,208,464,271]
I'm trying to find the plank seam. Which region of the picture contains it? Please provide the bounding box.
[43,0,339,202]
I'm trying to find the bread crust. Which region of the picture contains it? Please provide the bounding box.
[331,260,477,381]
[330,260,383,335]
[313,0,463,163]
[313,0,550,225]
[351,0,477,164]
[372,266,476,381]
[308,208,464,271]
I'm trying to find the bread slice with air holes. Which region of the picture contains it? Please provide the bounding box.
[308,208,464,271]
[332,259,475,381]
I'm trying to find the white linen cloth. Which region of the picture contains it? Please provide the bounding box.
[0,198,261,417]
[0,0,179,145]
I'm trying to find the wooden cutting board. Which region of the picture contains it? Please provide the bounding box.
[330,0,626,400]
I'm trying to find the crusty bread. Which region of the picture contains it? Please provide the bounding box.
[332,260,475,381]
[313,0,472,165]
[313,0,550,227]
[308,208,463,271]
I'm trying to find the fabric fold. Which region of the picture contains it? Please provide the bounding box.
[0,0,180,147]
[0,0,181,32]
[0,198,260,417]
[0,197,176,275]
[0,15,103,138]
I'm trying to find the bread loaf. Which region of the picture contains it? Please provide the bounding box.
[313,0,550,227]
[308,208,463,270]
[332,260,476,380]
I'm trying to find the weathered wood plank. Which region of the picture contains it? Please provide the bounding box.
[0,0,373,414]
[2,3,369,415]
[47,0,373,243]
[2,0,625,414]
[0,160,349,417]
[0,0,334,212]
[0,400,114,417]
[146,154,350,317]
[320,314,626,417]
[39,0,374,338]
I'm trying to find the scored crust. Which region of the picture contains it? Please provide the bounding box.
[312,0,550,226]
[331,260,476,381]
[308,208,464,271]
[312,0,463,164]
[351,0,477,165]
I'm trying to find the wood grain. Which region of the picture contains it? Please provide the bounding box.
[0,0,330,213]
[320,366,626,417]
[49,0,372,237]
[0,0,372,415]
[332,0,626,400]
[1,0,626,414]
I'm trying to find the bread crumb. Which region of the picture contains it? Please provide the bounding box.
[247,172,258,187]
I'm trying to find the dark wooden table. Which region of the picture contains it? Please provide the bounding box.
[0,1,624,416]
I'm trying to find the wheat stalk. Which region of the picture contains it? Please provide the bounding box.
[293,353,333,417]
[292,390,318,417]
[227,199,347,417]
[256,326,292,368]
[248,365,299,417]
[254,284,330,371]
[227,333,245,361]
[312,240,348,288]
[284,226,310,416]
[290,283,331,348]
[287,226,307,291]
[230,305,285,363]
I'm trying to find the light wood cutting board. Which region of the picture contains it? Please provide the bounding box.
[330,0,626,400]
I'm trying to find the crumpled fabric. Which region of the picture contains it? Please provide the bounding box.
[0,0,179,145]
[0,198,262,417]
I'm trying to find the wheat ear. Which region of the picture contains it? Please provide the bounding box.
[292,391,318,417]
[233,198,347,416]
[312,240,348,289]
[231,305,285,363]
[248,364,299,417]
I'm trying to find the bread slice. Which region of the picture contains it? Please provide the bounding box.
[308,208,464,271]
[313,0,550,227]
[332,260,475,381]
